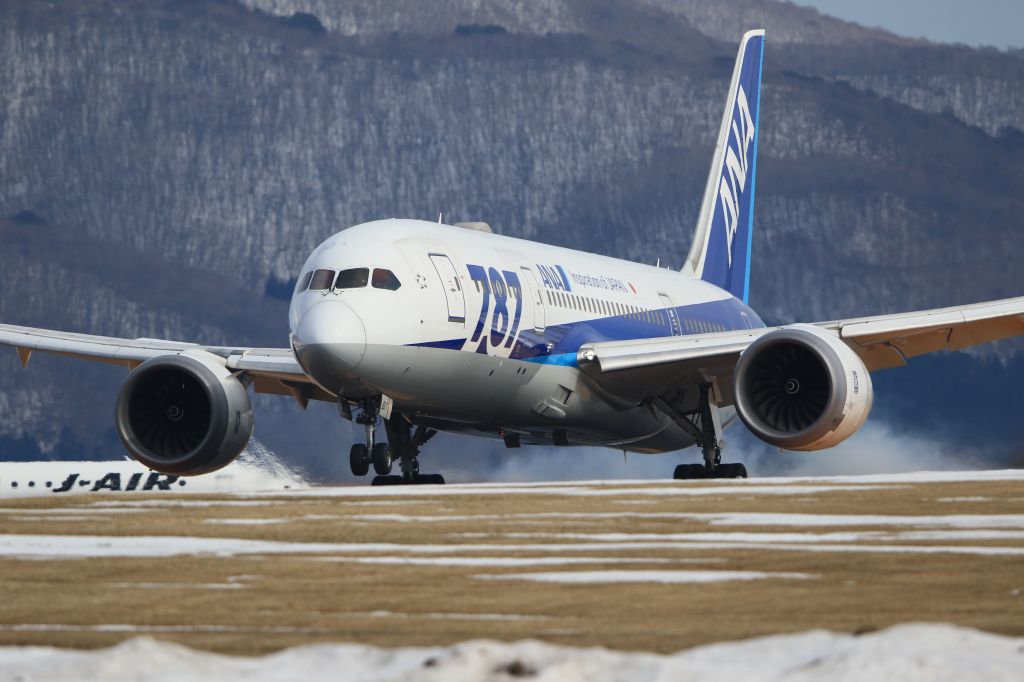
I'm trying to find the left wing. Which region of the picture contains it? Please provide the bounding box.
[0,323,332,406]
[577,295,1024,402]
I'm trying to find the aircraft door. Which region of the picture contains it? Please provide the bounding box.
[520,266,546,332]
[429,254,466,323]
[659,292,682,336]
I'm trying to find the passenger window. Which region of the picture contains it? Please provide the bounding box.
[297,271,314,293]
[309,269,336,291]
[372,268,401,291]
[335,267,369,289]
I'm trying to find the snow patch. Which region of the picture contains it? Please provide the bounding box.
[478,570,813,584]
[1,624,1017,681]
[682,512,1024,529]
[337,556,673,568]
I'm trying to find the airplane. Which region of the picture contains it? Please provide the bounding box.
[0,458,304,497]
[1,29,1023,485]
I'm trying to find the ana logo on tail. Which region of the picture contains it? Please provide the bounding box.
[718,85,756,266]
[685,29,764,304]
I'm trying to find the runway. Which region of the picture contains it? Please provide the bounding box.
[0,470,1021,666]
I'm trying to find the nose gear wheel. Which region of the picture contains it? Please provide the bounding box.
[349,444,369,477]
[371,443,392,475]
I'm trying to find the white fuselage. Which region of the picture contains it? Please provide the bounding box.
[288,219,763,452]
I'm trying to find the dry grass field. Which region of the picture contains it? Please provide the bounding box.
[0,473,1021,656]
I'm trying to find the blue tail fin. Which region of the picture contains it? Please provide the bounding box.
[683,30,765,304]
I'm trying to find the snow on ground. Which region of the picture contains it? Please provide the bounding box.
[339,556,674,567]
[344,510,1024,528]
[0,624,1021,681]
[204,518,288,525]
[675,512,1024,528]
[4,533,1023,560]
[270,469,1024,497]
[0,534,399,559]
[272,483,898,498]
[477,570,813,584]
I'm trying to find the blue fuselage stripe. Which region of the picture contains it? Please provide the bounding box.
[409,297,765,368]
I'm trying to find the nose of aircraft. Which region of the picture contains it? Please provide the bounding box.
[291,301,366,387]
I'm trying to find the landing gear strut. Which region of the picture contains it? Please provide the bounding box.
[373,414,443,485]
[346,397,392,477]
[673,385,747,480]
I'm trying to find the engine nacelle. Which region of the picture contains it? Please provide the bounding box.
[115,351,254,475]
[733,325,873,451]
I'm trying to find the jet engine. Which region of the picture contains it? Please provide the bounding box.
[733,325,872,451]
[114,351,254,475]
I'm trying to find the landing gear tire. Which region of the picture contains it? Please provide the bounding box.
[673,464,705,480]
[673,462,748,480]
[349,444,370,477]
[371,473,446,486]
[371,443,393,475]
[721,463,747,479]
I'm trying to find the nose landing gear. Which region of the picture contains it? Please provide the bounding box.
[343,396,443,484]
[347,397,378,478]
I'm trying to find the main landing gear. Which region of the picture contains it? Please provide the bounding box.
[673,384,747,480]
[346,398,444,485]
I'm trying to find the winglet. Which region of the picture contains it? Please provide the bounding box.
[683,29,765,305]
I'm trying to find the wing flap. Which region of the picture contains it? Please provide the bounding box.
[225,348,308,381]
[579,332,761,374]
[578,329,767,402]
[824,296,1024,370]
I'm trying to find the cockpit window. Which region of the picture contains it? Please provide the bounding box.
[297,271,314,293]
[308,269,335,291]
[372,268,401,291]
[335,267,369,289]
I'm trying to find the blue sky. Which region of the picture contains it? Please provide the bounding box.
[794,0,1023,49]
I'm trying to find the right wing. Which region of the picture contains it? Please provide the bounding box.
[0,323,333,407]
